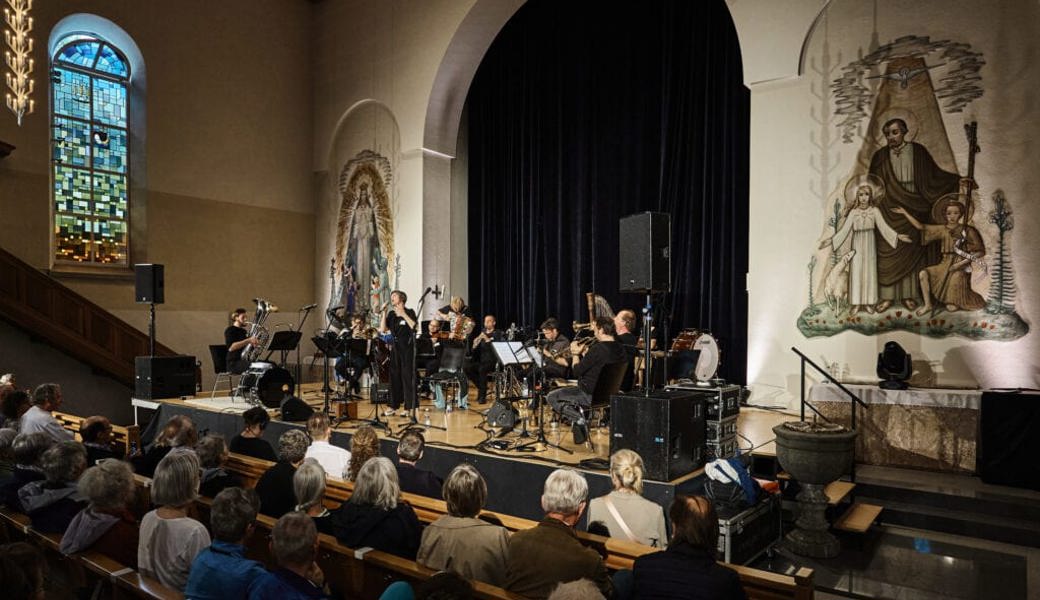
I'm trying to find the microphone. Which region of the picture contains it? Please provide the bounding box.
[300,303,317,311]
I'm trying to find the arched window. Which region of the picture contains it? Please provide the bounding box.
[50,34,131,267]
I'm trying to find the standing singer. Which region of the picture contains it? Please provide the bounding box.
[383,290,418,415]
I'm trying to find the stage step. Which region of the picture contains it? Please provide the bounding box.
[824,480,855,505]
[834,502,882,533]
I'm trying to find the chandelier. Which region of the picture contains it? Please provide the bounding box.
[4,0,34,126]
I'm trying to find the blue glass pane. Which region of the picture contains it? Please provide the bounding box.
[52,68,91,120]
[95,45,129,78]
[58,41,101,68]
[54,165,93,215]
[92,125,127,173]
[93,173,128,219]
[52,117,90,168]
[93,78,127,127]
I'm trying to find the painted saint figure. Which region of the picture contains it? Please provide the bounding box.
[820,178,912,315]
[348,182,379,309]
[893,198,986,316]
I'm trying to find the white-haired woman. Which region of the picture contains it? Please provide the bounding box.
[60,458,139,567]
[329,456,422,559]
[294,458,333,534]
[138,449,210,591]
[587,449,668,548]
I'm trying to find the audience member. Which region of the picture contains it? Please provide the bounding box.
[0,428,17,483]
[396,429,442,499]
[19,384,73,442]
[330,456,422,559]
[416,571,475,599]
[230,406,278,461]
[347,424,379,481]
[587,449,668,548]
[547,579,606,600]
[60,458,139,567]
[185,487,267,599]
[294,458,334,534]
[0,373,14,386]
[18,441,88,533]
[632,494,747,600]
[197,434,241,498]
[1,387,31,431]
[304,413,350,480]
[139,449,211,591]
[80,415,124,465]
[418,463,508,586]
[1,432,51,510]
[505,468,612,599]
[0,541,45,600]
[133,414,197,477]
[256,428,310,518]
[248,511,330,599]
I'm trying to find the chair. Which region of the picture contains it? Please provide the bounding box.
[429,346,468,410]
[574,359,629,449]
[208,344,237,399]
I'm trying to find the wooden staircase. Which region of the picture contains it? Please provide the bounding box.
[774,470,883,534]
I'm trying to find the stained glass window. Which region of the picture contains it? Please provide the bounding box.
[51,35,131,267]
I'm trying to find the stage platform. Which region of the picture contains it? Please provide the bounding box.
[132,383,795,523]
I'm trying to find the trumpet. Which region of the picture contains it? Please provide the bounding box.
[572,320,593,332]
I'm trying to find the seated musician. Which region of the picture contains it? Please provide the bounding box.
[465,315,507,404]
[613,309,639,392]
[538,318,571,379]
[437,296,474,344]
[546,317,626,445]
[335,314,370,395]
[417,319,443,396]
[225,308,260,375]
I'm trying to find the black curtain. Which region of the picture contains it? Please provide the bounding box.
[466,0,749,383]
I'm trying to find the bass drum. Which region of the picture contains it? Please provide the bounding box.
[237,362,295,408]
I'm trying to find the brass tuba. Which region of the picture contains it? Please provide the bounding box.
[242,298,278,363]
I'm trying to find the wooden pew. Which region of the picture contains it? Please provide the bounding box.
[55,410,142,456]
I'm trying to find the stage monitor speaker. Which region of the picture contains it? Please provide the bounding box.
[280,396,314,422]
[135,356,195,399]
[134,264,165,304]
[370,383,391,405]
[619,212,670,293]
[610,389,707,481]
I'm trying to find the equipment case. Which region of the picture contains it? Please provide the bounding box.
[716,493,782,565]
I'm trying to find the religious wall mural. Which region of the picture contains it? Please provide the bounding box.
[797,34,1028,340]
[329,150,398,331]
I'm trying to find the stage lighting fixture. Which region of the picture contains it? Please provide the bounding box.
[877,341,912,390]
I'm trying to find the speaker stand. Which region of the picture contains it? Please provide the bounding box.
[148,302,156,357]
[642,293,653,397]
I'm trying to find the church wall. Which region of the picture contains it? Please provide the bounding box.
[735,0,1040,406]
[0,0,315,393]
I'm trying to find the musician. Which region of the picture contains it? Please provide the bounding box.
[437,296,474,343]
[383,290,418,415]
[613,309,639,392]
[335,314,370,395]
[419,319,444,375]
[465,315,506,404]
[225,308,260,375]
[547,317,626,445]
[538,318,571,379]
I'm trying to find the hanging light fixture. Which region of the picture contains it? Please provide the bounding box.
[4,0,34,126]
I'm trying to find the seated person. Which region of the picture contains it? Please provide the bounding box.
[229,406,278,462]
[613,309,639,392]
[335,314,371,395]
[347,425,380,481]
[395,430,442,499]
[429,345,468,411]
[197,434,241,498]
[465,315,507,404]
[632,494,748,599]
[304,413,351,480]
[133,414,197,478]
[546,317,626,444]
[248,511,330,599]
[418,464,508,586]
[538,319,571,380]
[294,458,334,535]
[61,458,139,568]
[80,416,124,466]
[256,429,310,518]
[225,307,260,375]
[18,441,88,533]
[587,449,667,548]
[1,432,51,510]
[505,468,612,599]
[0,542,45,600]
[0,387,31,431]
[330,456,422,559]
[184,487,267,599]
[21,384,74,443]
[138,449,211,592]
[418,318,445,377]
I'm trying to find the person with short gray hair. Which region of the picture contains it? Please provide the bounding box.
[547,578,606,600]
[184,487,267,598]
[138,449,211,591]
[20,383,73,442]
[255,428,310,518]
[18,441,88,533]
[60,458,139,567]
[248,511,328,599]
[418,463,509,586]
[197,434,240,498]
[505,468,611,599]
[293,458,333,534]
[330,456,422,559]
[1,432,51,510]
[396,429,442,499]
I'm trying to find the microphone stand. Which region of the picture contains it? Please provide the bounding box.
[295,305,316,397]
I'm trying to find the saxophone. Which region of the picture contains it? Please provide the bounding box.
[242,299,277,363]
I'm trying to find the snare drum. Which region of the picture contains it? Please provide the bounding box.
[237,362,295,408]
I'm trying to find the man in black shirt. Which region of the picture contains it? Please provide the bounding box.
[613,309,639,392]
[465,315,506,404]
[395,430,443,499]
[538,318,571,380]
[383,290,418,415]
[547,317,627,444]
[229,406,278,462]
[225,308,260,375]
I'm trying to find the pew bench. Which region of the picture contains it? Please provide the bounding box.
[55,410,142,456]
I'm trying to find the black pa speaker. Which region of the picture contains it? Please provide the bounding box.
[610,389,707,481]
[134,356,195,399]
[370,383,391,405]
[619,212,670,293]
[134,264,165,304]
[280,396,314,422]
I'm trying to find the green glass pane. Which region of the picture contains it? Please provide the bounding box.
[92,125,127,173]
[93,78,127,127]
[93,219,128,265]
[52,68,91,120]
[54,214,91,262]
[93,173,127,218]
[54,166,93,215]
[52,117,90,168]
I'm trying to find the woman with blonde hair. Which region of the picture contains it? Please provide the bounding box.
[347,425,380,481]
[587,449,668,548]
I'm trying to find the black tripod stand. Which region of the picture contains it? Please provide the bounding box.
[514,340,571,454]
[310,333,346,424]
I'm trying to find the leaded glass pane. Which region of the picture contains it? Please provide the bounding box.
[92,173,127,218]
[95,45,129,77]
[93,78,127,127]
[93,219,127,264]
[52,117,90,168]
[58,41,100,68]
[52,68,92,120]
[54,165,93,214]
[92,125,127,173]
[55,214,91,262]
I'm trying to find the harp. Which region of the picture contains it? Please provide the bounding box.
[572,292,615,333]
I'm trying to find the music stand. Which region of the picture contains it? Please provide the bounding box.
[311,334,346,424]
[510,341,571,454]
[265,330,303,369]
